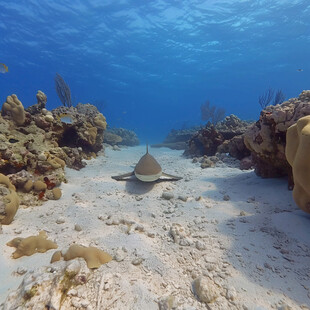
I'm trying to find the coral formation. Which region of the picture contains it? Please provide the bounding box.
[0,91,107,210]
[7,231,58,258]
[285,115,310,213]
[183,125,224,157]
[104,131,123,146]
[244,90,310,178]
[153,127,200,150]
[52,244,113,269]
[182,115,252,158]
[1,94,25,125]
[107,128,139,146]
[0,173,20,224]
[25,90,47,115]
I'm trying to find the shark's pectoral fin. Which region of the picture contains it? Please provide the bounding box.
[161,172,182,181]
[111,171,134,181]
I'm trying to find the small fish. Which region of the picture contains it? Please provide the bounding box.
[0,63,8,73]
[297,68,303,72]
[58,113,74,124]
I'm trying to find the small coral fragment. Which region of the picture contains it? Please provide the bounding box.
[52,187,62,200]
[7,231,58,259]
[63,244,112,269]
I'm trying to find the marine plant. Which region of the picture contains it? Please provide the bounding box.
[258,88,285,109]
[54,73,72,107]
[200,100,225,125]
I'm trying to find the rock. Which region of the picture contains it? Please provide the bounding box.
[161,191,174,200]
[114,247,127,262]
[74,224,82,231]
[169,223,192,246]
[223,194,230,201]
[158,295,177,310]
[240,156,253,170]
[192,276,219,304]
[56,217,65,224]
[226,286,237,301]
[178,195,188,202]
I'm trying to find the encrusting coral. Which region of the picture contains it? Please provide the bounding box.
[51,244,112,269]
[285,115,310,213]
[0,173,20,224]
[6,231,58,258]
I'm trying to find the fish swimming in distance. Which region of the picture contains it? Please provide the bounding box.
[0,63,8,73]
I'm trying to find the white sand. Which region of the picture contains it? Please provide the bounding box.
[0,145,310,309]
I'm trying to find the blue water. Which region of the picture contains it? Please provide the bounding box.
[0,1,309,143]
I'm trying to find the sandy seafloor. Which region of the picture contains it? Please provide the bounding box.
[0,145,310,309]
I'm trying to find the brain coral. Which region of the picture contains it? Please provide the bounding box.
[285,115,310,213]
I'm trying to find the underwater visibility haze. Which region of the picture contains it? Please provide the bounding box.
[0,0,309,142]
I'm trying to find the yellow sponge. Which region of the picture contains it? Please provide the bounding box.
[7,231,58,258]
[0,173,20,224]
[63,244,112,269]
[285,115,310,213]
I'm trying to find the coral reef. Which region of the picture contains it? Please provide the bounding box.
[182,115,252,158]
[0,91,107,216]
[183,125,224,157]
[107,128,139,146]
[153,127,200,150]
[286,115,310,213]
[7,231,57,258]
[244,90,310,178]
[104,131,123,146]
[216,114,253,140]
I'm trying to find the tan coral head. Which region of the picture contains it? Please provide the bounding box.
[285,115,310,213]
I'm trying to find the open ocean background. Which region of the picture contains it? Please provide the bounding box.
[0,0,309,143]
